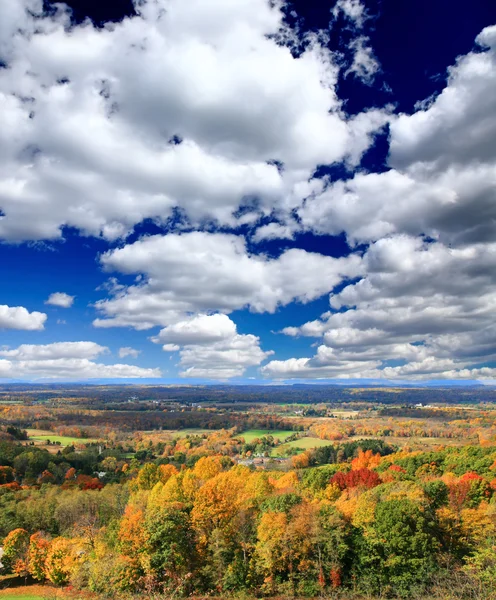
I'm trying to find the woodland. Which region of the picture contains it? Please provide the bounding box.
[1,386,496,599]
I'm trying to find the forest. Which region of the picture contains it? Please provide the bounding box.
[1,387,496,599]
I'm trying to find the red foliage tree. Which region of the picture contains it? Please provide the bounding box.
[389,465,406,473]
[76,474,103,491]
[0,465,15,484]
[330,468,381,491]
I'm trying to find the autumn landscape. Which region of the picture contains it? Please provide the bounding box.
[0,384,496,599]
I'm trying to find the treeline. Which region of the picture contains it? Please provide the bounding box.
[1,383,496,406]
[1,404,298,434]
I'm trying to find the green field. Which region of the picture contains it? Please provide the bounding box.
[273,437,334,456]
[237,429,295,443]
[0,596,45,599]
[26,429,98,446]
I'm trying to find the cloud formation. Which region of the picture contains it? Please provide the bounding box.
[45,292,75,308]
[0,0,385,242]
[263,234,496,380]
[299,25,496,246]
[0,305,47,330]
[0,1,494,382]
[153,314,271,379]
[0,341,160,379]
[94,232,362,329]
[118,347,141,359]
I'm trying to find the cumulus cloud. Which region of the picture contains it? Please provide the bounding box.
[0,0,386,242]
[152,314,237,346]
[260,26,496,382]
[299,25,496,246]
[1,2,494,383]
[45,292,75,308]
[0,305,47,330]
[118,347,141,358]
[263,235,496,380]
[152,314,271,379]
[93,232,362,329]
[0,341,107,360]
[179,333,271,379]
[252,222,295,243]
[0,341,160,379]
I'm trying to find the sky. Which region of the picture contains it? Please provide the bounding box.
[0,0,495,384]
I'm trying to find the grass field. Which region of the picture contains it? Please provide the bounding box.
[237,429,295,443]
[0,582,63,599]
[0,596,45,599]
[0,596,44,599]
[0,582,91,599]
[273,437,334,456]
[26,429,98,447]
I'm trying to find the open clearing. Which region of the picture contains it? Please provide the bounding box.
[237,429,295,443]
[0,596,45,600]
[273,437,334,455]
[0,583,92,599]
[26,429,98,447]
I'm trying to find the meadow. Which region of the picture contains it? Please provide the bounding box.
[236,429,295,442]
[273,436,335,455]
[25,430,98,447]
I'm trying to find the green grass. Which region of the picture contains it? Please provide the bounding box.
[273,437,334,456]
[26,429,98,446]
[237,429,295,443]
[0,596,45,599]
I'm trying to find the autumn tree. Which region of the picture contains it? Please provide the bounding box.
[45,537,76,586]
[351,449,381,471]
[2,528,29,575]
[28,532,50,581]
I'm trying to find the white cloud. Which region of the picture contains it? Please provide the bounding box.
[118,347,141,358]
[252,222,295,243]
[162,344,180,353]
[0,341,107,360]
[0,341,160,379]
[345,36,380,85]
[262,26,496,381]
[152,314,236,346]
[0,0,385,242]
[93,231,362,329]
[332,0,368,29]
[263,234,496,381]
[152,314,271,379]
[299,25,496,247]
[45,292,75,308]
[0,305,47,330]
[1,4,495,383]
[179,333,271,379]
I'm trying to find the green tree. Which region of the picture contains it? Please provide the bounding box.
[145,502,197,592]
[352,498,439,597]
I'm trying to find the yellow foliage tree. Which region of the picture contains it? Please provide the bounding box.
[45,538,77,586]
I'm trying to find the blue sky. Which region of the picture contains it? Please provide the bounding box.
[0,0,495,383]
